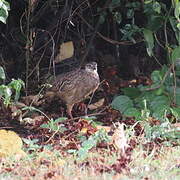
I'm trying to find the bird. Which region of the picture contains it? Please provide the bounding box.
[48,62,100,119]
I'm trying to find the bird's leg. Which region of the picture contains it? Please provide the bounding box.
[85,91,95,116]
[67,104,73,119]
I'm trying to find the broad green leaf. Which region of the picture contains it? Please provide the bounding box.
[154,86,165,96]
[0,66,5,80]
[152,105,170,121]
[124,107,141,119]
[150,95,170,111]
[121,87,141,99]
[111,95,133,113]
[143,29,154,57]
[171,46,180,62]
[146,15,163,31]
[151,70,162,82]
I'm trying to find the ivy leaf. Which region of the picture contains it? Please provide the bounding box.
[111,95,133,113]
[171,46,180,62]
[143,29,154,57]
[150,95,170,111]
[121,87,141,99]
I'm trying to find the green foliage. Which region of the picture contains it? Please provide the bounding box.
[111,95,134,113]
[68,129,110,161]
[171,46,180,62]
[0,67,24,106]
[40,117,67,133]
[0,66,5,80]
[111,67,180,121]
[8,79,25,102]
[120,24,141,43]
[22,138,41,152]
[143,29,154,57]
[144,121,180,143]
[0,0,10,24]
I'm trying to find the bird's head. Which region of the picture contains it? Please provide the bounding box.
[85,62,98,73]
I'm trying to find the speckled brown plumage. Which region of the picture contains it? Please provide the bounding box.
[49,62,100,118]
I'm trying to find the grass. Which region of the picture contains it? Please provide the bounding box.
[0,142,180,180]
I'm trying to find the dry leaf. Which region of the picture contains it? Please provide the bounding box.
[88,98,105,110]
[55,41,74,63]
[96,125,111,132]
[80,128,88,134]
[22,94,43,106]
[0,130,26,158]
[111,123,129,154]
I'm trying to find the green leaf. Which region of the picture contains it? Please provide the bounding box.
[169,17,180,44]
[111,95,133,113]
[8,79,25,101]
[121,87,141,99]
[0,0,10,24]
[147,15,163,31]
[143,29,154,57]
[151,70,162,82]
[153,1,161,14]
[154,86,165,96]
[124,107,141,119]
[0,85,12,105]
[127,9,134,19]
[0,66,5,80]
[54,117,67,123]
[171,46,180,62]
[170,107,180,119]
[152,105,170,121]
[150,95,170,111]
[174,2,180,19]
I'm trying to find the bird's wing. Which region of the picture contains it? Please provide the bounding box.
[53,69,82,92]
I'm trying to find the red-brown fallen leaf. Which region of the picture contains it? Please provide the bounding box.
[148,117,161,126]
[111,156,131,173]
[74,119,97,135]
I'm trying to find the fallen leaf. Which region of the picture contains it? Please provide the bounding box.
[96,125,111,132]
[22,94,43,106]
[88,98,105,110]
[80,128,88,134]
